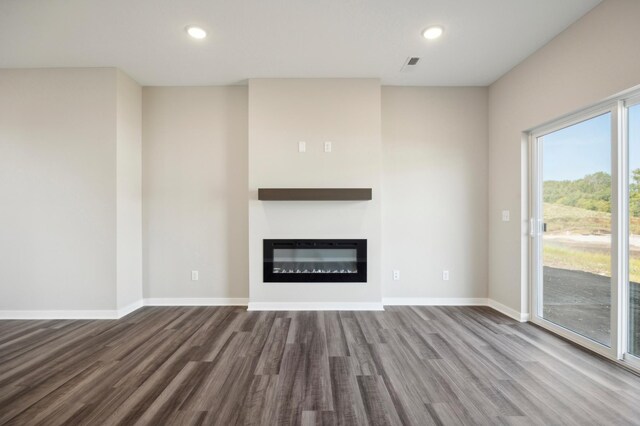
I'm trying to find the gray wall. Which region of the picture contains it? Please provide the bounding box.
[382,87,488,300]
[142,86,249,300]
[0,68,118,310]
[488,0,640,314]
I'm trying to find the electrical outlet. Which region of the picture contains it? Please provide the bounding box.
[442,270,449,281]
[324,141,332,153]
[393,270,400,281]
[191,270,199,281]
[502,210,510,222]
[298,141,306,153]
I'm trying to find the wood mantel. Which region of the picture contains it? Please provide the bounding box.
[258,188,372,201]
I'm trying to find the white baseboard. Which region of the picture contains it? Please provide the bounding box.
[0,310,120,320]
[0,297,529,322]
[117,299,144,318]
[144,298,249,306]
[0,298,247,320]
[383,297,488,306]
[487,299,529,322]
[0,299,146,320]
[247,302,385,311]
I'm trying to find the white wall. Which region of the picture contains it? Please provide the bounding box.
[488,0,640,314]
[382,87,488,300]
[0,68,117,310]
[142,87,249,300]
[116,70,143,309]
[248,79,382,306]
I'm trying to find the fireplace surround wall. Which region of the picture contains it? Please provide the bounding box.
[248,79,382,308]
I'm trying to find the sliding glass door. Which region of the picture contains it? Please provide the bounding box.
[538,113,613,347]
[531,91,640,368]
[533,112,614,350]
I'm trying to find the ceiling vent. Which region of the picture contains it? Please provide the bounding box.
[400,57,420,72]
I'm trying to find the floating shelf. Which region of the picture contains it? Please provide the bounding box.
[258,188,372,201]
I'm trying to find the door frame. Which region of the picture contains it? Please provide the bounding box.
[622,94,640,367]
[529,103,620,360]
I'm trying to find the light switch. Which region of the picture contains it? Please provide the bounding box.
[502,210,510,222]
[324,141,332,153]
[191,270,199,281]
[298,141,306,153]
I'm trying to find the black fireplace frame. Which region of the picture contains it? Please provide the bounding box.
[263,239,367,283]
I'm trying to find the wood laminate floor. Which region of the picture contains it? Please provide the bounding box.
[1,306,640,425]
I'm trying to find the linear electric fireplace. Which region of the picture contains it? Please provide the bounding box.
[263,239,367,282]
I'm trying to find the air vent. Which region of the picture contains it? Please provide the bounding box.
[400,57,420,72]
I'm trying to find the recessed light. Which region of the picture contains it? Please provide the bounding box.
[186,26,207,40]
[422,26,444,40]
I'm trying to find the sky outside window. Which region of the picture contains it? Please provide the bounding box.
[542,109,640,181]
[542,113,611,181]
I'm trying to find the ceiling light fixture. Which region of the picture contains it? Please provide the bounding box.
[186,26,207,39]
[422,26,444,40]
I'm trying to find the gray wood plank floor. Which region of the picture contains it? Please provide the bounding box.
[1,306,640,425]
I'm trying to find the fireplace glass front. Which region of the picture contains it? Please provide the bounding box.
[263,239,367,282]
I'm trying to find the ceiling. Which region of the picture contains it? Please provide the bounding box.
[0,0,601,86]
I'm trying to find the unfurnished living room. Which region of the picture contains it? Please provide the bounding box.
[2,0,640,425]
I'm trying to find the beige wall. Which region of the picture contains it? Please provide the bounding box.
[142,87,249,299]
[248,79,382,305]
[488,0,640,313]
[0,68,118,311]
[135,83,494,306]
[141,82,488,305]
[15,4,638,314]
[116,70,143,309]
[382,87,488,299]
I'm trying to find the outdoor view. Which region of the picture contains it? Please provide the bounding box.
[542,113,612,346]
[542,109,640,352]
